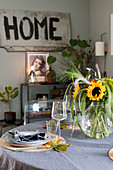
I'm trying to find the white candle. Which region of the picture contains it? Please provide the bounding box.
[95,41,104,56]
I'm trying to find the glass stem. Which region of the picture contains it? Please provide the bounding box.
[58,120,61,138]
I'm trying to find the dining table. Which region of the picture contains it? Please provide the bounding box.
[0,120,113,170]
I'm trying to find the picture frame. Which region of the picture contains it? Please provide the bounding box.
[26,52,49,82]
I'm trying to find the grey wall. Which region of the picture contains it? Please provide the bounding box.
[90,0,113,76]
[0,0,90,119]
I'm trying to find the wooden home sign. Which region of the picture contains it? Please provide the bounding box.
[0,9,71,52]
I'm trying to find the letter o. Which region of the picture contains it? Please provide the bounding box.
[20,17,33,40]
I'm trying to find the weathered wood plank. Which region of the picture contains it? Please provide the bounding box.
[0,9,71,52]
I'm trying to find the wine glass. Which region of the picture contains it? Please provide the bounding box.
[65,95,72,110]
[52,101,67,138]
[65,95,74,128]
[65,95,82,127]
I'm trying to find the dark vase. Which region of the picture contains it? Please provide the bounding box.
[4,112,16,123]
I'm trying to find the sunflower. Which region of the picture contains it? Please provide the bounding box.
[87,81,106,101]
[109,78,113,81]
[73,84,80,99]
[104,77,113,83]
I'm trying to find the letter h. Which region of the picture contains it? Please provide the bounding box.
[4,16,19,40]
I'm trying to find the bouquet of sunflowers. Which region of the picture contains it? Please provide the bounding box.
[63,63,113,139]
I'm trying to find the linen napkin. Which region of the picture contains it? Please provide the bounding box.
[45,139,72,152]
[8,130,46,142]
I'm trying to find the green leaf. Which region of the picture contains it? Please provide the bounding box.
[0,99,9,104]
[56,76,62,82]
[63,83,73,100]
[10,87,19,94]
[54,144,70,152]
[70,97,78,136]
[10,91,19,99]
[71,98,76,120]
[74,59,83,65]
[67,53,73,58]
[77,40,88,49]
[7,86,13,93]
[60,62,84,82]
[0,92,5,98]
[70,96,85,138]
[69,39,78,47]
[81,92,87,117]
[62,51,72,58]
[62,51,68,57]
[47,56,56,65]
[106,81,113,119]
[5,87,9,94]
[78,89,86,111]
[75,114,85,137]
[10,87,19,99]
[103,81,112,119]
[107,81,113,92]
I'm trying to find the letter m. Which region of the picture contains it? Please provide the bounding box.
[34,17,48,40]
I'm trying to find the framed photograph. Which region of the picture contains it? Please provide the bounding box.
[26,52,49,82]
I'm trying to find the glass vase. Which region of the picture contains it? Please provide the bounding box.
[81,103,113,139]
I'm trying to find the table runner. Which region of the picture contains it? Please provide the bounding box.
[0,121,113,170]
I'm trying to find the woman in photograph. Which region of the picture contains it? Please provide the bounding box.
[32,55,46,76]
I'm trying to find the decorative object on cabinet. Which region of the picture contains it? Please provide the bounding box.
[36,94,48,101]
[0,86,19,123]
[47,56,56,83]
[47,69,56,83]
[26,52,49,83]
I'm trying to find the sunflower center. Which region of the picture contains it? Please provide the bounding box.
[92,87,100,97]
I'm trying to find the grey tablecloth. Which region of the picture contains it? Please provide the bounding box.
[0,121,113,170]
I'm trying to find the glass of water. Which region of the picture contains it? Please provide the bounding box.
[52,101,67,138]
[46,120,59,137]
